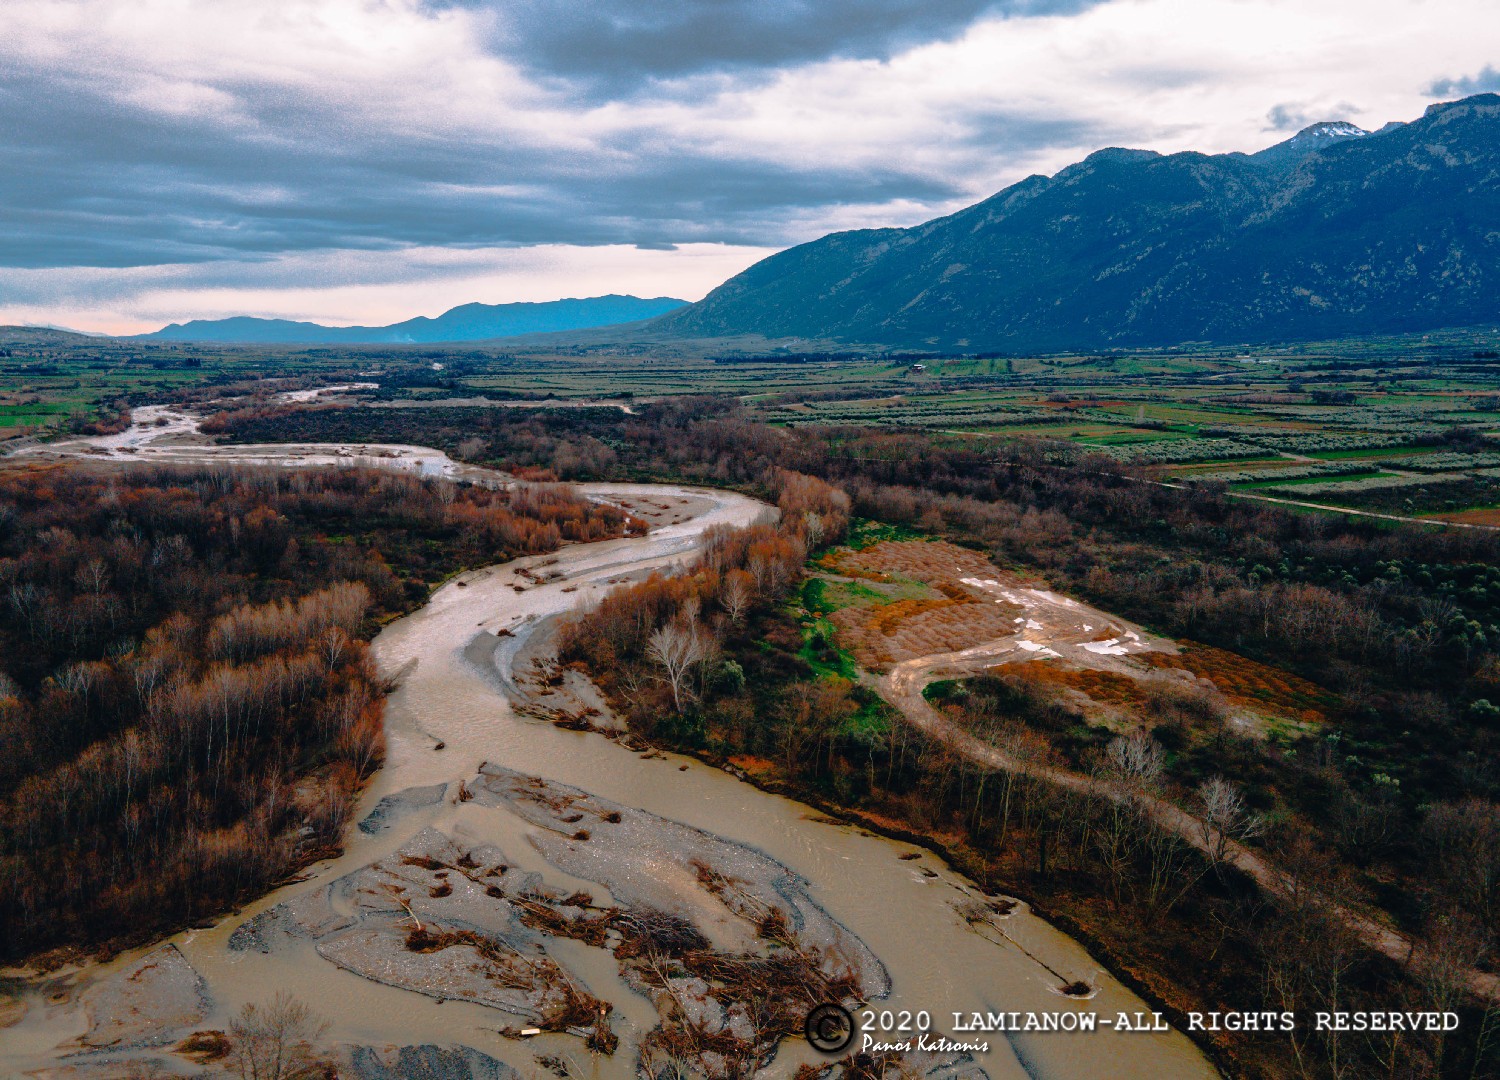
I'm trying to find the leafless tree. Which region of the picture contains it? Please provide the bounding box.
[1197,776,1262,871]
[802,511,825,550]
[774,678,854,775]
[647,620,709,712]
[1139,817,1206,918]
[1090,787,1146,907]
[226,992,329,1080]
[73,558,110,598]
[1104,731,1165,792]
[1410,913,1490,1071]
[1424,798,1500,930]
[8,582,40,637]
[319,626,349,673]
[720,570,754,625]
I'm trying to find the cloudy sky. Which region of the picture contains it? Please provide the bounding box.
[1,0,1496,334]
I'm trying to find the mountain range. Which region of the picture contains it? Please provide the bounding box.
[106,95,1500,353]
[652,94,1500,352]
[138,295,687,345]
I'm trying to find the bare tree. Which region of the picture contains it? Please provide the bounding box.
[8,582,41,637]
[226,992,329,1080]
[1197,776,1262,872]
[1410,913,1490,1071]
[1104,731,1165,792]
[1424,798,1500,930]
[1140,817,1206,918]
[747,554,774,596]
[720,570,754,625]
[454,436,487,461]
[319,626,349,673]
[802,511,825,550]
[1091,787,1148,907]
[647,621,709,712]
[73,558,110,598]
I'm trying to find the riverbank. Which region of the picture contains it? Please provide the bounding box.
[0,411,1219,1080]
[641,750,1251,1080]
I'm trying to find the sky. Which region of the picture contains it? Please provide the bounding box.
[1,0,1497,334]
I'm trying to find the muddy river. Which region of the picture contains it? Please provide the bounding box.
[1,413,1219,1080]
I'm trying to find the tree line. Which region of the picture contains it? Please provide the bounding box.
[0,462,629,963]
[557,468,850,738]
[215,398,1500,1075]
[558,505,1495,1079]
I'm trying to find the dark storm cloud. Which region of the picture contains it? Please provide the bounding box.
[1427,65,1500,97]
[0,46,1101,271]
[443,0,1104,96]
[1266,103,1310,130]
[1265,100,1359,132]
[957,112,1111,156]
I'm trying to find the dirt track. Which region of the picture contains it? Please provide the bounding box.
[876,633,1500,1004]
[1165,481,1500,533]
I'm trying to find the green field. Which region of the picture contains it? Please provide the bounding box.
[9,322,1500,515]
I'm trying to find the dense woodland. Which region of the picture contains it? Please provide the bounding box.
[222,401,1500,798]
[555,479,1495,1080]
[217,401,1500,1077]
[0,463,630,962]
[563,559,1496,1078]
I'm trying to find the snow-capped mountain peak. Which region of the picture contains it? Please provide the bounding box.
[1295,120,1369,140]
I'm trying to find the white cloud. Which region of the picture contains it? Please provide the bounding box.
[655,0,1499,195]
[0,244,775,334]
[0,0,1496,332]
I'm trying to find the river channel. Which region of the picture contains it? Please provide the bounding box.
[1,413,1219,1080]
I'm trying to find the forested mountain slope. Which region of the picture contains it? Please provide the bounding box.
[657,95,1500,351]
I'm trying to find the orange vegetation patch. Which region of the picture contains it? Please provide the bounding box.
[822,540,1028,667]
[1421,507,1500,526]
[866,597,960,635]
[1162,459,1301,476]
[1028,398,1130,410]
[815,552,895,583]
[727,755,777,777]
[998,661,1150,710]
[832,592,1023,668]
[826,539,997,586]
[1142,641,1331,723]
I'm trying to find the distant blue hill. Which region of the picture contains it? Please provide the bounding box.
[138,295,688,344]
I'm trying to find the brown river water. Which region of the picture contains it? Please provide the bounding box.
[1,417,1219,1080]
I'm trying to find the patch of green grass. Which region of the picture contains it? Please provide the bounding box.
[923,679,964,703]
[795,607,861,680]
[844,517,924,550]
[841,691,893,736]
[805,573,936,610]
[1073,429,1190,446]
[1304,447,1436,461]
[801,576,892,614]
[1233,470,1389,490]
[801,577,834,614]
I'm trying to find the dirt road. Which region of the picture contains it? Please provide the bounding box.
[877,640,1500,1003]
[1160,480,1500,533]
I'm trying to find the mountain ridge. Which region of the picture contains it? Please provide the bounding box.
[138,294,688,345]
[651,94,1500,352]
